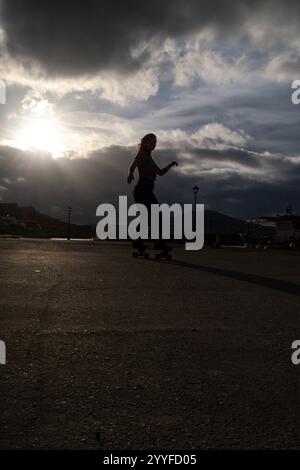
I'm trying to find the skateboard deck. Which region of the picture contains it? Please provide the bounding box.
[154,245,172,260]
[132,242,172,260]
[132,242,150,259]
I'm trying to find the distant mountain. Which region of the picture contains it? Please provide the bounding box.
[205,210,245,235]
[0,203,93,238]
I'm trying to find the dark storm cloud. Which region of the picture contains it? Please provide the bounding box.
[1,0,299,76]
[0,144,299,223]
[160,80,300,155]
[189,148,262,169]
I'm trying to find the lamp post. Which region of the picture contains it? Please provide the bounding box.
[192,186,199,231]
[193,186,199,210]
[67,206,72,240]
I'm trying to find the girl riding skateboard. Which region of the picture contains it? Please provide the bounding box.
[127,133,178,254]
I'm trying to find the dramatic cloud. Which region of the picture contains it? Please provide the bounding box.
[1,143,299,223]
[1,0,300,105]
[1,0,300,77]
[0,0,250,75]
[0,1,299,220]
[158,124,250,150]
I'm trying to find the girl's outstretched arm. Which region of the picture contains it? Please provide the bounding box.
[155,161,178,176]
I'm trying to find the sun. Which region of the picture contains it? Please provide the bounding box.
[17,117,65,157]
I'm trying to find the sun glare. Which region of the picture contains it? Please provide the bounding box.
[17,118,65,157]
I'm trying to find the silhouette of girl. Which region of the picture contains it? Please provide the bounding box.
[127,133,177,248]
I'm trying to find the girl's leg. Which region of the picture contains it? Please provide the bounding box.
[149,191,171,250]
[133,182,150,248]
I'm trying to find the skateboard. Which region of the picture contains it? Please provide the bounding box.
[132,241,150,259]
[132,241,172,260]
[153,243,172,260]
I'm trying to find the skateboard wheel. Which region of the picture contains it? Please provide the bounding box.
[144,253,150,259]
[133,252,138,258]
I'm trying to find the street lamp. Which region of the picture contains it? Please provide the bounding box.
[67,206,72,240]
[193,185,199,210]
[192,186,199,231]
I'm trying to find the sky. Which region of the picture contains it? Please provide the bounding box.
[0,0,299,224]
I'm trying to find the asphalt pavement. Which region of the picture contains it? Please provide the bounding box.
[0,239,300,449]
